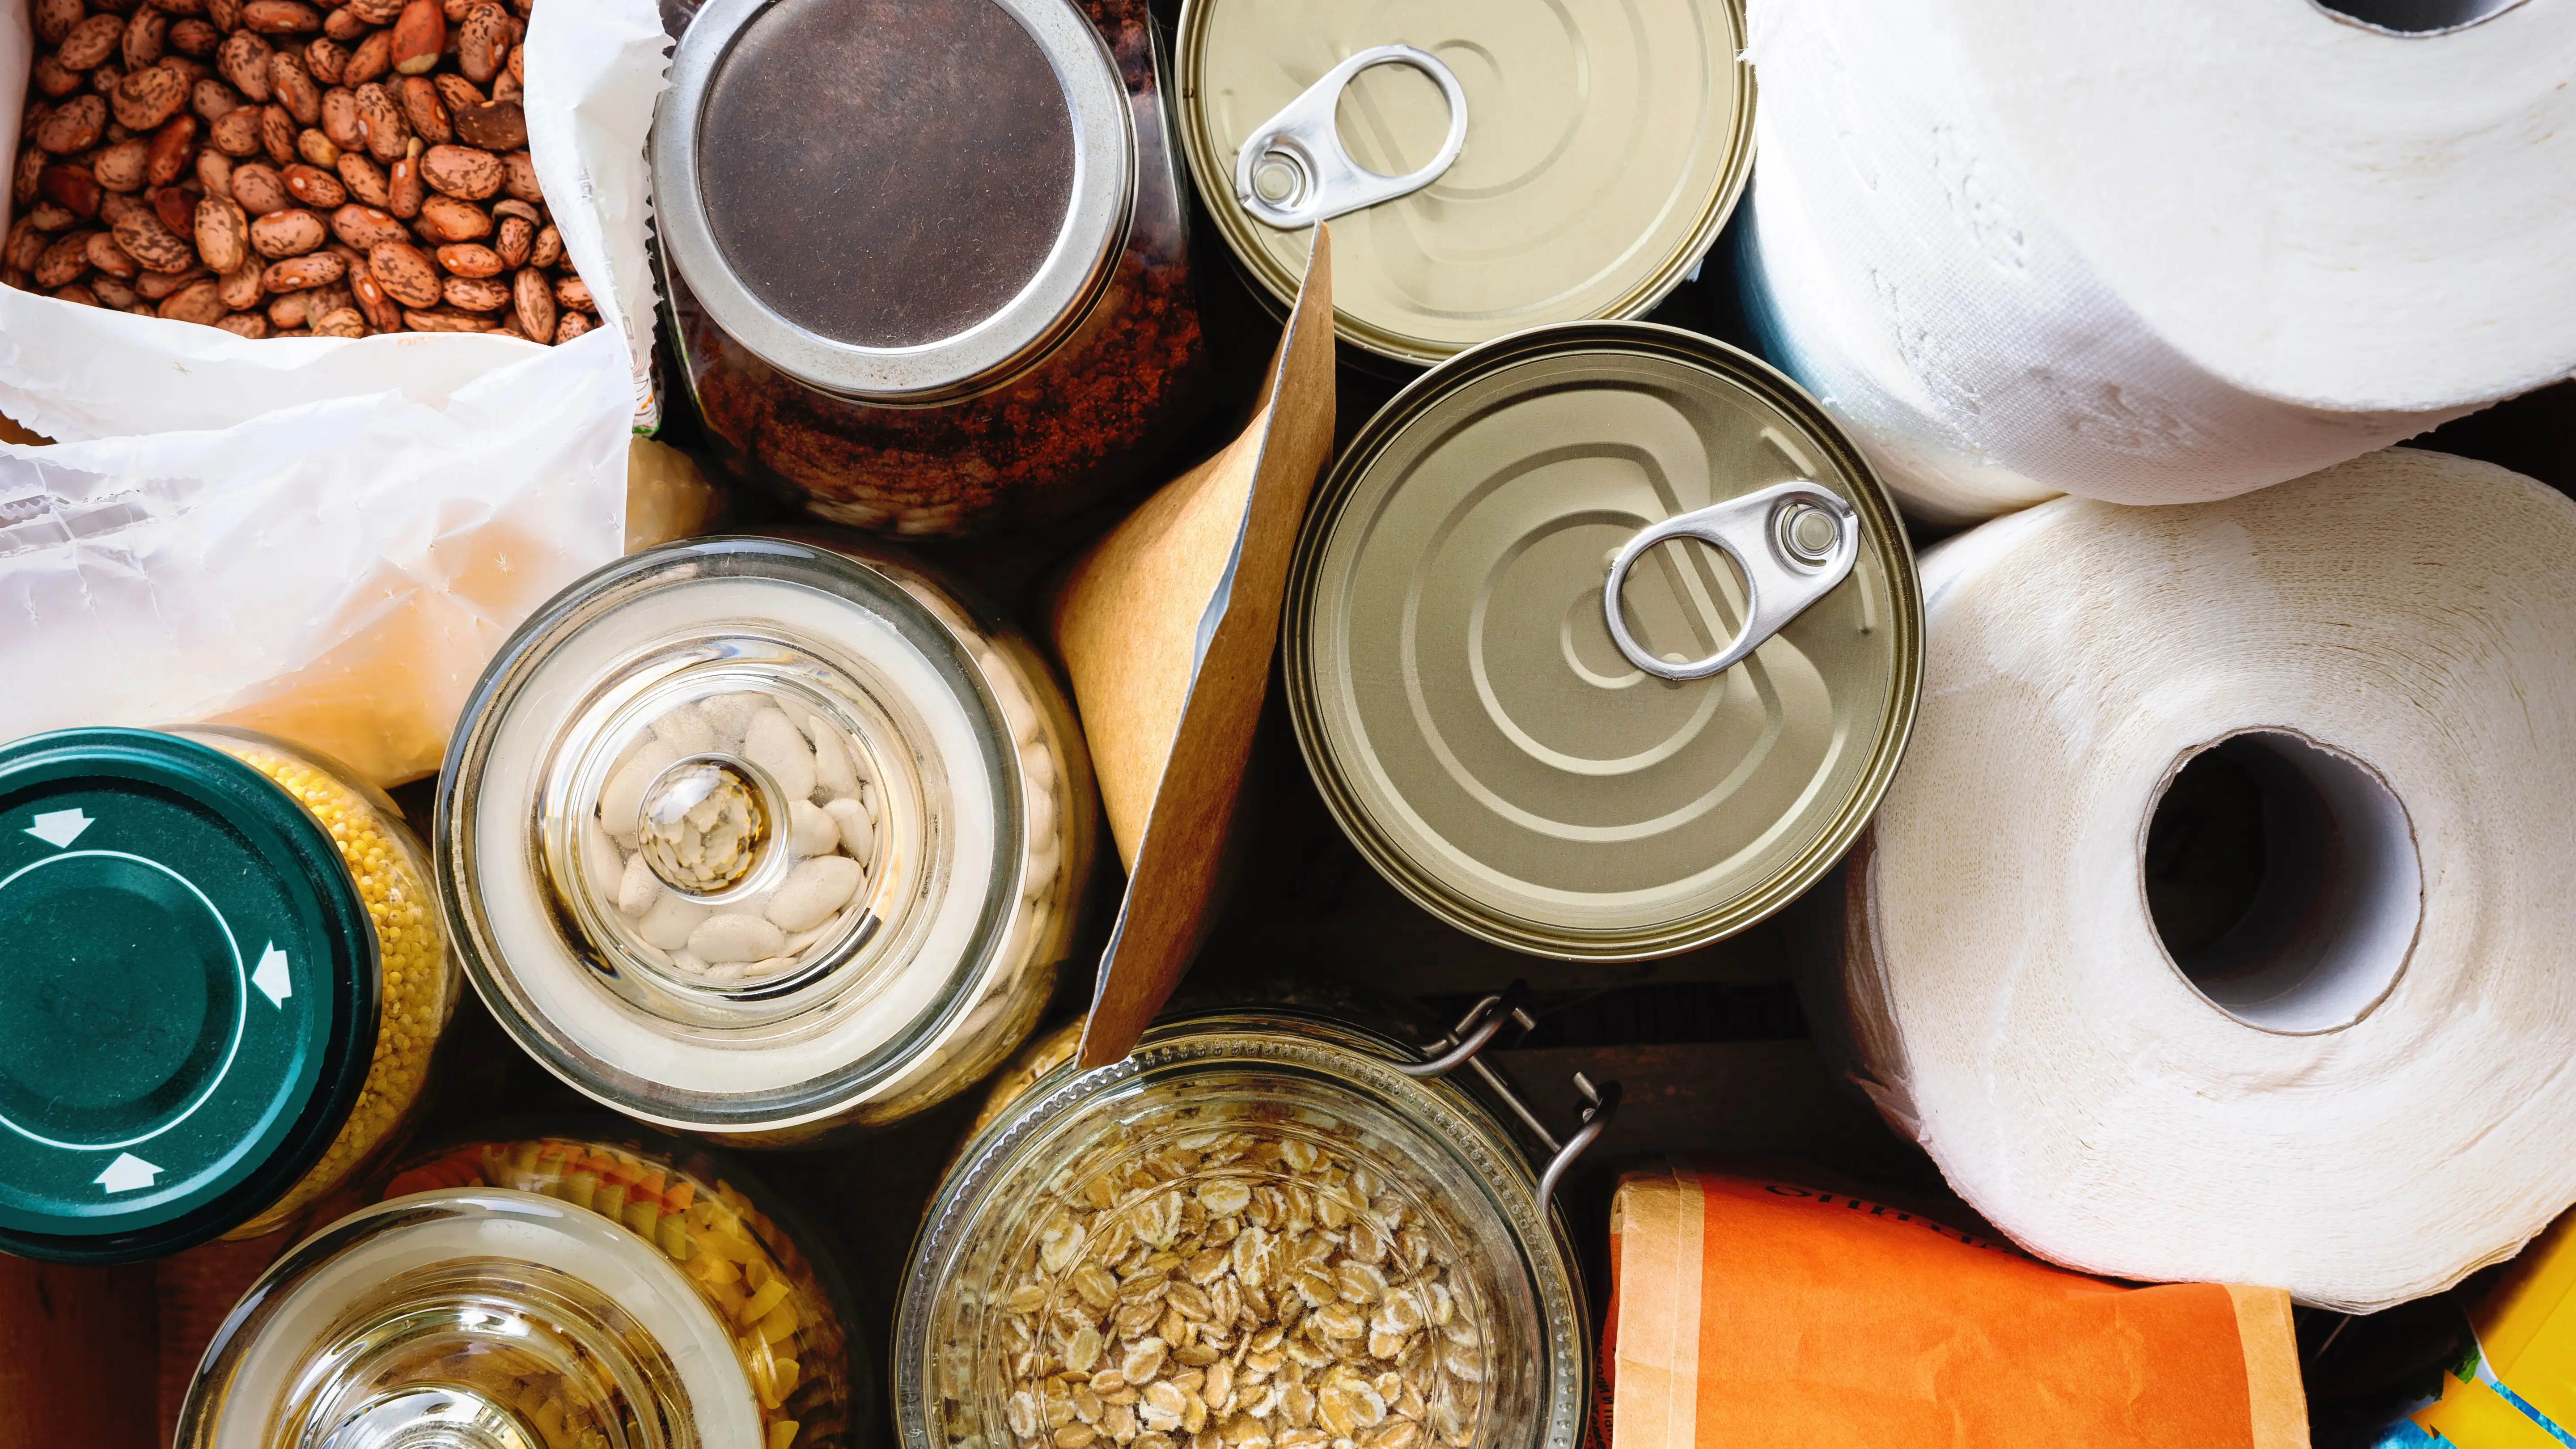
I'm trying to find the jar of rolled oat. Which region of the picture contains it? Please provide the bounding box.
[437,535,1094,1144]
[898,1000,1614,1449]
[0,725,459,1263]
[177,1120,865,1449]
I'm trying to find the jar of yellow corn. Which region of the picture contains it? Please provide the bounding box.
[0,725,459,1263]
[174,1122,864,1449]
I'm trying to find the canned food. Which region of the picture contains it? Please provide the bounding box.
[899,998,1613,1449]
[437,536,1095,1142]
[1285,323,1921,959]
[1177,0,1752,367]
[657,0,1208,535]
[178,1123,864,1449]
[0,726,461,1263]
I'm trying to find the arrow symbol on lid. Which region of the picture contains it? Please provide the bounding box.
[25,808,92,849]
[95,1154,162,1194]
[251,943,291,1007]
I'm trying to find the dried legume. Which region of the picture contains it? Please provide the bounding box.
[182,730,458,1237]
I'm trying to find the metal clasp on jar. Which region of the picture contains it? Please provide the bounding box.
[1392,983,1621,1208]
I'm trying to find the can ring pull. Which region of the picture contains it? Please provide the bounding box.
[1234,44,1469,230]
[1603,481,1861,682]
[1395,983,1623,1210]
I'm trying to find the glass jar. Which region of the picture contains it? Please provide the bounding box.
[654,0,1208,536]
[177,1122,864,1449]
[899,1001,1614,1449]
[0,726,460,1263]
[437,536,1095,1144]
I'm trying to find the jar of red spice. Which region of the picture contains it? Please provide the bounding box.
[653,0,1208,536]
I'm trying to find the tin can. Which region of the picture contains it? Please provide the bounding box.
[656,0,1209,536]
[435,536,1094,1143]
[179,1119,864,1449]
[899,995,1615,1449]
[1284,322,1921,959]
[0,726,462,1263]
[1176,0,1753,368]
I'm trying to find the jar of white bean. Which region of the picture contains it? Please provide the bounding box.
[436,536,1096,1143]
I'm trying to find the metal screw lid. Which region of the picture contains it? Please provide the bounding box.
[653,0,1137,402]
[0,729,376,1263]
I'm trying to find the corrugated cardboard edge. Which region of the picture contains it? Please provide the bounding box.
[1055,227,1336,1069]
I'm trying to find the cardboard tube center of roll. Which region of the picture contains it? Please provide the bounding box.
[2307,0,2526,33]
[2143,730,2420,1034]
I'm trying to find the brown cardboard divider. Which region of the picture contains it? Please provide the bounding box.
[1049,228,1337,1069]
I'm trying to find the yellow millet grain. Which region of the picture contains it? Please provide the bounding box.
[219,745,459,1233]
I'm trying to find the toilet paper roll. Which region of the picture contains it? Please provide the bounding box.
[1830,449,2576,1312]
[1737,0,2576,524]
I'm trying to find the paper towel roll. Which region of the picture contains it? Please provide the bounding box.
[1737,0,2576,524]
[1832,449,2576,1312]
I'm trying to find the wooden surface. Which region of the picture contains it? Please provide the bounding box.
[0,1256,158,1446]
[8,192,2572,1447]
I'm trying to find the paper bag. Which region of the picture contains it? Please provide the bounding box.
[0,0,663,437]
[0,0,672,784]
[1049,229,1335,1068]
[1605,1167,2307,1449]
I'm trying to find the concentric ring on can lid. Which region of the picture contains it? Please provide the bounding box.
[0,729,377,1263]
[1178,0,1754,366]
[1286,323,1923,959]
[653,0,1136,401]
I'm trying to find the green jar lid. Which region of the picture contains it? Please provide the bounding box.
[0,729,378,1263]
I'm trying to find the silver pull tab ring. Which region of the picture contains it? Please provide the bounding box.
[1604,481,1860,682]
[1234,44,1469,230]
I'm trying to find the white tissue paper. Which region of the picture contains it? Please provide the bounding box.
[1825,449,2576,1312]
[1737,0,2576,524]
[0,0,674,784]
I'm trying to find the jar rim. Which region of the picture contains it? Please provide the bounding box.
[896,1008,1591,1449]
[436,538,1030,1132]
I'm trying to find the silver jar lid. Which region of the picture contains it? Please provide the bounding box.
[653,0,1137,402]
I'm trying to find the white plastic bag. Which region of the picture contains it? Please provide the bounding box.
[0,0,675,784]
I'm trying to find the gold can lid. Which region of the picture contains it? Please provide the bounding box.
[1178,0,1753,366]
[1286,324,1921,958]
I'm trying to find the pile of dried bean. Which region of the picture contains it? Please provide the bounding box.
[8,0,597,339]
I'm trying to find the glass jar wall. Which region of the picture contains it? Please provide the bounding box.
[184,728,464,1239]
[438,536,1094,1144]
[177,1123,864,1449]
[900,1008,1591,1449]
